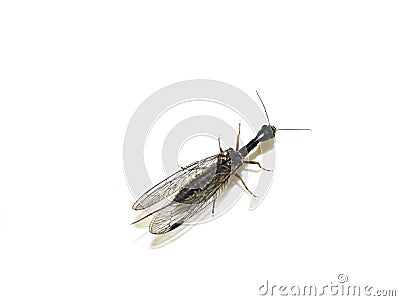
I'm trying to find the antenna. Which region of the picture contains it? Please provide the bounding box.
[256,90,270,125]
[277,128,312,131]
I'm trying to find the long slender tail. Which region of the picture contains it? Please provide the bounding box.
[131,203,170,225]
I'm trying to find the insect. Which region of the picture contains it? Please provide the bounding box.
[131,92,310,234]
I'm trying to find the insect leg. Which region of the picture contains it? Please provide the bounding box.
[236,122,241,151]
[212,199,216,215]
[243,160,273,172]
[235,174,257,197]
[218,136,223,153]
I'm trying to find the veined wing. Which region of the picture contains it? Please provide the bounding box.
[132,154,220,210]
[149,164,235,234]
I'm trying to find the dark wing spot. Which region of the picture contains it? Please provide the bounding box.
[170,222,183,231]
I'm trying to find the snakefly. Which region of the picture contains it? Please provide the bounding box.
[131,92,310,234]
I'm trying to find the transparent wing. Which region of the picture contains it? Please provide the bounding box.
[132,154,220,210]
[149,168,232,234]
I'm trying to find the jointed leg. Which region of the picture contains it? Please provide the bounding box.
[218,136,223,153]
[243,160,273,172]
[235,174,257,197]
[212,199,216,215]
[236,122,241,151]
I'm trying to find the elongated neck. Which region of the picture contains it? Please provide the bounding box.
[239,137,259,158]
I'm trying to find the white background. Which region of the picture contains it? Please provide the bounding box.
[1,1,399,300]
